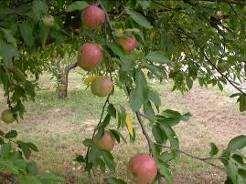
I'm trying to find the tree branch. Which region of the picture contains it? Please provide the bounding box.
[202,53,245,94]
[92,94,111,137]
[183,0,245,5]
[58,62,77,98]
[135,112,152,154]
[161,145,224,171]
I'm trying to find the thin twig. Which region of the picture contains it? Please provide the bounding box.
[202,53,245,94]
[92,94,111,137]
[161,145,224,171]
[6,92,12,109]
[135,112,152,154]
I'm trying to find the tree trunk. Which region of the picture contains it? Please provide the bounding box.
[57,63,77,99]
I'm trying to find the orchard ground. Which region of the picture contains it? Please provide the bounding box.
[0,71,245,184]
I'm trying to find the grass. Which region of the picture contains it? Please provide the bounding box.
[0,71,245,183]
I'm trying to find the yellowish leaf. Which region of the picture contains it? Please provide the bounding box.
[84,75,99,86]
[125,113,134,136]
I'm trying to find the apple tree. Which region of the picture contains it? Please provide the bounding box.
[0,0,245,183]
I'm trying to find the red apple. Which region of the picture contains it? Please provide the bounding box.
[129,153,157,184]
[94,131,115,151]
[82,5,106,28]
[118,36,138,53]
[77,43,103,71]
[91,77,113,97]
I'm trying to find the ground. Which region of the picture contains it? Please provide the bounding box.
[0,71,245,184]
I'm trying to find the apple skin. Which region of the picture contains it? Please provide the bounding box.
[129,153,158,184]
[77,43,103,71]
[91,77,113,97]
[118,37,138,53]
[1,110,15,124]
[94,131,115,151]
[82,5,106,28]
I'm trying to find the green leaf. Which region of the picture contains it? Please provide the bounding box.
[209,143,219,156]
[158,162,173,184]
[0,43,18,61]
[138,0,151,9]
[108,104,116,118]
[125,9,152,29]
[32,0,48,21]
[19,23,34,47]
[13,159,27,173]
[66,1,89,12]
[152,124,167,144]
[148,89,161,112]
[88,146,102,163]
[1,28,17,47]
[17,141,32,158]
[186,77,193,89]
[26,142,38,152]
[226,159,239,184]
[109,129,121,143]
[238,94,246,112]
[116,105,126,128]
[102,151,115,171]
[157,109,191,126]
[108,44,126,59]
[83,139,94,147]
[5,130,17,139]
[227,135,246,152]
[0,160,19,174]
[161,109,181,118]
[106,177,127,184]
[232,153,244,164]
[130,69,147,111]
[143,100,155,118]
[238,169,246,180]
[159,151,176,163]
[98,113,111,130]
[146,51,170,64]
[107,44,133,71]
[230,93,241,98]
[180,112,192,121]
[161,124,180,158]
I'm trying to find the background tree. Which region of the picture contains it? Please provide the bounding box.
[0,0,245,183]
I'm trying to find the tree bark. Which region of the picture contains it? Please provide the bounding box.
[57,62,77,99]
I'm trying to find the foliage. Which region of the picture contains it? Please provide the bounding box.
[0,0,245,183]
[210,135,246,184]
[0,129,63,184]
